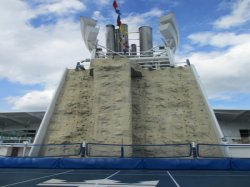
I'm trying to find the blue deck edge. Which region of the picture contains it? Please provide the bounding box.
[0,158,250,170]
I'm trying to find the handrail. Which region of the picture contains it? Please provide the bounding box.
[29,69,69,157]
[197,143,250,158]
[86,143,192,158]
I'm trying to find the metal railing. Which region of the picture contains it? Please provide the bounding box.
[223,136,250,144]
[197,144,250,158]
[0,143,82,157]
[0,137,33,143]
[86,143,192,158]
[2,142,250,158]
[79,43,191,70]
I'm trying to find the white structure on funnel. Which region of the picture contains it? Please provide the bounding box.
[80,17,99,58]
[160,13,179,53]
[80,14,181,69]
[159,13,179,66]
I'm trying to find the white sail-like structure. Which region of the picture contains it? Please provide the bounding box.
[80,17,99,57]
[159,13,179,53]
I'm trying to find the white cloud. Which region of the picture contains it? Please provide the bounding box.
[143,8,164,18]
[97,0,110,5]
[0,17,90,86]
[123,8,164,27]
[0,0,90,84]
[185,39,250,100]
[181,44,195,53]
[33,0,86,16]
[92,11,108,22]
[184,0,250,106]
[5,89,54,111]
[0,0,90,111]
[188,32,250,48]
[147,0,180,8]
[214,0,250,29]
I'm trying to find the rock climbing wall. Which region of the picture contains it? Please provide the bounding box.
[131,66,220,157]
[37,58,222,157]
[40,69,93,156]
[89,58,133,156]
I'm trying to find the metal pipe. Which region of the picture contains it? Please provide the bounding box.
[139,26,153,56]
[106,24,115,54]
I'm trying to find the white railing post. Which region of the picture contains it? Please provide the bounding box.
[22,141,28,157]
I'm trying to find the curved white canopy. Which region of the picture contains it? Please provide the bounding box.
[159,13,179,53]
[80,17,99,52]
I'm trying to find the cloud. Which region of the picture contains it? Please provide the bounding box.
[0,0,90,84]
[32,0,86,16]
[5,89,54,111]
[188,32,250,48]
[183,0,250,108]
[123,8,164,26]
[185,39,250,101]
[96,0,110,6]
[92,11,108,22]
[0,0,90,111]
[147,0,180,8]
[180,44,195,53]
[214,0,250,29]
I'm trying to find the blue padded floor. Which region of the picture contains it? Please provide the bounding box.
[1,169,250,187]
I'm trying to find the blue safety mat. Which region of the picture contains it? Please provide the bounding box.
[1,157,250,170]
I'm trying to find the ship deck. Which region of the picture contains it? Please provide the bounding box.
[1,168,250,187]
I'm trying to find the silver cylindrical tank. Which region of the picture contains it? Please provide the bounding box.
[115,29,121,53]
[120,24,129,54]
[106,24,115,54]
[130,44,137,56]
[139,26,153,56]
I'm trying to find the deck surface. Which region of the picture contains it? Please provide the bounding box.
[1,169,250,187]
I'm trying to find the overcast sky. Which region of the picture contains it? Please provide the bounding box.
[0,0,250,112]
